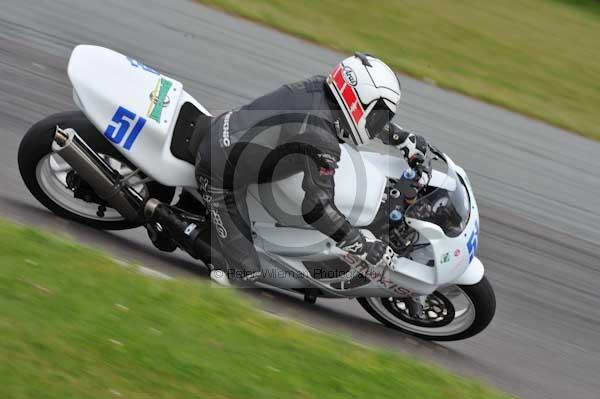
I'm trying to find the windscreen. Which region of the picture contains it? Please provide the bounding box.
[404,159,470,237]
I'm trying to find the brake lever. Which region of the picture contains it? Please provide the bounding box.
[408,153,436,188]
[424,155,437,178]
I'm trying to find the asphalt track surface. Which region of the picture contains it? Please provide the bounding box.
[1,1,599,398]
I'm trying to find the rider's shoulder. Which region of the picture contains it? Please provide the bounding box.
[283,75,327,93]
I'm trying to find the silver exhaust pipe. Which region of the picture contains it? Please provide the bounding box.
[51,126,144,222]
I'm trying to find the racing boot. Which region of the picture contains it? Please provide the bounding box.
[144,198,210,260]
[144,198,227,268]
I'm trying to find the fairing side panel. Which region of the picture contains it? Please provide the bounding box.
[68,45,204,186]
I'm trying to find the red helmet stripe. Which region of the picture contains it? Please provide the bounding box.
[342,85,364,123]
[332,65,345,90]
[341,85,357,109]
[351,100,364,122]
[330,64,365,125]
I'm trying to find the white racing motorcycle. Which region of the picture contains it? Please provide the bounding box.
[18,45,495,341]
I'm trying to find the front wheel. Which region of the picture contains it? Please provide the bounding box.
[357,276,496,341]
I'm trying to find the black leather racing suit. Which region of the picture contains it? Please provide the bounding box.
[194,76,360,281]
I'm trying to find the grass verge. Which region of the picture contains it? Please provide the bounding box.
[0,219,512,398]
[199,0,600,140]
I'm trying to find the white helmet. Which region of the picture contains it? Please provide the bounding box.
[326,53,401,145]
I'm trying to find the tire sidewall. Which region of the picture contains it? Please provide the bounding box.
[358,276,496,341]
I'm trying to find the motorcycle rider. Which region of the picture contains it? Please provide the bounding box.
[146,53,427,286]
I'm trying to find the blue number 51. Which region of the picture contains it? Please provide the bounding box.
[104,106,146,150]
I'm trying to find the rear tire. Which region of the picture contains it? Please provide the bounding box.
[358,276,496,341]
[18,111,175,230]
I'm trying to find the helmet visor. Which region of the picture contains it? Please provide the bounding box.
[365,99,394,139]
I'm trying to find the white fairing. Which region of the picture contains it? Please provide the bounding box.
[68,45,204,186]
[253,154,483,294]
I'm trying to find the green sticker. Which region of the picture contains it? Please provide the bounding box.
[147,78,173,122]
[441,252,450,263]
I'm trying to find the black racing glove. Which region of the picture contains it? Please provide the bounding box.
[338,230,395,269]
[380,123,428,163]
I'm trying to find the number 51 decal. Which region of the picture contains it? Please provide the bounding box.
[104,106,146,150]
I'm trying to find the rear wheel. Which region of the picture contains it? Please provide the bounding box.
[18,111,175,230]
[357,276,495,341]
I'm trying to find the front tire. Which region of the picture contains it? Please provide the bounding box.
[358,276,496,341]
[18,111,175,230]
